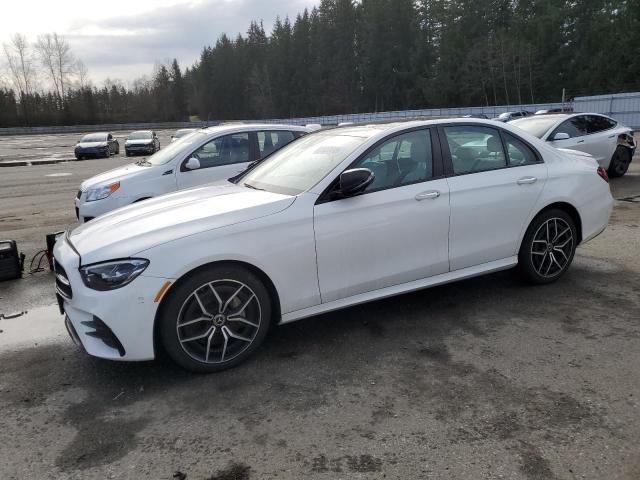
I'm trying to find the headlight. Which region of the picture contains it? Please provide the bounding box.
[85,181,120,202]
[80,259,149,291]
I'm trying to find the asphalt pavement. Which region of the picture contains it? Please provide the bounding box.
[0,136,638,479]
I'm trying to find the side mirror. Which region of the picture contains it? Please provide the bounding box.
[337,168,374,197]
[551,132,570,141]
[185,157,201,170]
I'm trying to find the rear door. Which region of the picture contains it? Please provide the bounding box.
[581,115,618,165]
[176,132,253,189]
[441,124,547,271]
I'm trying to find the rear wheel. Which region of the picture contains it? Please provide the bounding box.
[159,264,272,373]
[518,209,577,284]
[608,146,632,178]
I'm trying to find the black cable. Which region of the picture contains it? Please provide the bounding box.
[28,250,49,274]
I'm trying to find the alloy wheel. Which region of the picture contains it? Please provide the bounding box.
[530,217,574,278]
[176,279,261,364]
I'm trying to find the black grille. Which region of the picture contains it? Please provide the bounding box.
[81,316,125,356]
[54,259,73,299]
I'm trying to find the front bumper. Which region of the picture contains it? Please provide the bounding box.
[75,193,129,223]
[53,235,169,361]
[75,147,109,158]
[125,144,154,155]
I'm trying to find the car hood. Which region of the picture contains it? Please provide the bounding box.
[80,163,154,190]
[76,142,107,149]
[68,183,295,265]
[126,139,153,145]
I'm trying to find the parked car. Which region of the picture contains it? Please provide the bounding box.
[493,111,532,122]
[461,114,489,119]
[74,133,119,159]
[125,130,160,156]
[74,124,309,223]
[511,113,636,177]
[171,128,197,142]
[535,108,573,115]
[55,119,613,372]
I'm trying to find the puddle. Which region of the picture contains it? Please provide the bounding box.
[0,303,66,353]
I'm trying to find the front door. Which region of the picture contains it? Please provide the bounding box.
[313,128,451,303]
[176,132,252,190]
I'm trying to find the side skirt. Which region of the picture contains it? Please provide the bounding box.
[280,256,518,324]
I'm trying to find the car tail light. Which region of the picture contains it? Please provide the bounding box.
[597,166,609,183]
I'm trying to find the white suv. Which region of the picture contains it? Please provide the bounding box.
[75,124,310,222]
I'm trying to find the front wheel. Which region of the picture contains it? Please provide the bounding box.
[159,265,272,373]
[518,209,577,284]
[608,146,632,178]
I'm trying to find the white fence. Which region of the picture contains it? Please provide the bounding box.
[1,92,638,136]
[253,102,567,126]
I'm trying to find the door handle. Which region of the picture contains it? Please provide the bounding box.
[577,139,585,143]
[415,190,440,201]
[608,134,615,138]
[517,176,537,185]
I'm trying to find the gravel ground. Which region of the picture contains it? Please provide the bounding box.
[0,135,638,479]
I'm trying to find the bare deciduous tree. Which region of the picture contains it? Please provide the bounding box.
[35,33,76,105]
[75,60,90,89]
[3,33,37,123]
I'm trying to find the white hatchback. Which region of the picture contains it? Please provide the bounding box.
[74,124,310,222]
[55,119,613,372]
[511,113,636,177]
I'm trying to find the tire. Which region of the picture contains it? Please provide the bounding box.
[517,208,577,284]
[125,151,130,157]
[607,146,632,178]
[159,264,272,373]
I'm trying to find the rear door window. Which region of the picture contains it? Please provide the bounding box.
[585,115,617,134]
[503,133,539,166]
[443,126,507,174]
[257,131,296,158]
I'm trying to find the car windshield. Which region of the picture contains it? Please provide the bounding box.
[80,133,107,142]
[236,132,369,196]
[511,116,563,138]
[128,131,152,140]
[146,131,207,166]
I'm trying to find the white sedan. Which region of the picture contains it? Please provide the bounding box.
[74,124,309,222]
[54,119,613,372]
[511,113,636,177]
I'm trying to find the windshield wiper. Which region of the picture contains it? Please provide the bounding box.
[243,182,265,191]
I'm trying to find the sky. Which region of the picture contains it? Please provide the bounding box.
[0,0,316,87]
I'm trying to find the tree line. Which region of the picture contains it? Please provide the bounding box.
[1,0,639,128]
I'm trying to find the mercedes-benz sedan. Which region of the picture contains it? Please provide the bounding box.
[54,119,613,372]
